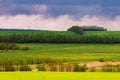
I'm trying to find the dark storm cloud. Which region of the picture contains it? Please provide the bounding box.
[0,0,120,6]
[1,0,120,6]
[0,0,120,17]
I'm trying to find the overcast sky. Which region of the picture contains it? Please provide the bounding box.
[0,0,120,30]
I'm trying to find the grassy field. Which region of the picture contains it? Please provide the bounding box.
[0,72,120,80]
[84,31,120,37]
[0,31,120,79]
[0,30,76,36]
[1,44,120,63]
[1,30,120,37]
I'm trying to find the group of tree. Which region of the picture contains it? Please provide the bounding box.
[82,25,107,31]
[0,42,20,50]
[67,26,83,35]
[0,42,29,51]
[67,25,107,35]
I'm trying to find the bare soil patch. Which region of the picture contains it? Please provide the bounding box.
[82,62,120,67]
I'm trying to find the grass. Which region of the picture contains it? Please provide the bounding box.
[84,31,120,37]
[0,72,120,80]
[1,30,120,37]
[0,44,120,63]
[0,30,76,36]
[0,30,120,79]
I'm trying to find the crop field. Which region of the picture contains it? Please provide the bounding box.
[0,30,76,36]
[0,72,120,80]
[84,31,120,37]
[0,31,119,79]
[0,44,120,64]
[1,30,120,37]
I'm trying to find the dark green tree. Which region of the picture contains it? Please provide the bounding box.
[67,26,83,35]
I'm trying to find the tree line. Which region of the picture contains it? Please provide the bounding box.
[0,33,119,43]
[0,26,118,43]
[82,25,107,31]
[68,25,107,35]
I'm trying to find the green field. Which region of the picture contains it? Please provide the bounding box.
[1,30,120,37]
[84,31,120,37]
[1,44,120,64]
[0,31,120,79]
[0,30,76,36]
[0,72,120,80]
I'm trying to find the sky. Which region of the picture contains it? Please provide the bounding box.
[0,0,120,30]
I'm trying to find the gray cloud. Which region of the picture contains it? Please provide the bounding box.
[0,4,48,15]
[0,0,120,18]
[0,3,120,19]
[0,4,120,18]
[1,0,120,6]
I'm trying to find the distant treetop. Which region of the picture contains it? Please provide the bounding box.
[82,25,107,31]
[67,26,83,35]
[67,25,107,35]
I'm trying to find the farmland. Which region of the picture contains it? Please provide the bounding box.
[0,30,120,79]
[0,30,120,37]
[84,31,120,37]
[0,44,120,64]
[0,30,76,36]
[0,30,120,43]
[0,72,120,80]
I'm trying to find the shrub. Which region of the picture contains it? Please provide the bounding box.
[74,64,80,72]
[36,64,45,71]
[89,67,96,72]
[74,64,87,72]
[102,64,115,72]
[0,65,5,72]
[67,26,83,35]
[102,64,120,72]
[19,65,31,71]
[99,58,105,62]
[116,64,120,72]
[20,47,30,51]
[79,64,87,72]
[63,63,73,72]
[49,64,57,71]
[0,42,20,51]
[9,43,20,50]
[4,65,15,71]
